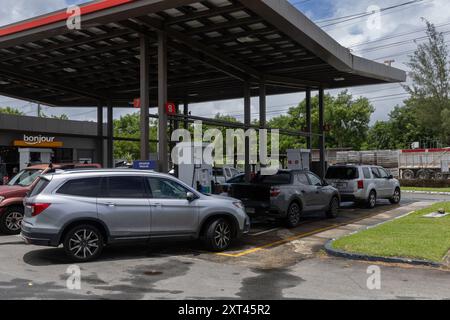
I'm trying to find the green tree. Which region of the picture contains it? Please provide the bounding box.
[365,121,396,150]
[40,113,69,120]
[404,20,450,145]
[268,90,374,153]
[0,107,23,115]
[113,112,158,160]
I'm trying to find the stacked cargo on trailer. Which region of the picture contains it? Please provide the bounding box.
[335,150,399,177]
[399,148,450,180]
[335,149,450,180]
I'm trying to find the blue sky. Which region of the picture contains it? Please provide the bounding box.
[0,0,447,123]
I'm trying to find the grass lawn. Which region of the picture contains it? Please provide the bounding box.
[403,187,450,193]
[332,202,450,262]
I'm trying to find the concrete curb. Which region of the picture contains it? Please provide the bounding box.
[404,190,450,195]
[324,240,444,268]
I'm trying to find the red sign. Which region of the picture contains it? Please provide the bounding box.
[133,98,141,108]
[166,102,177,115]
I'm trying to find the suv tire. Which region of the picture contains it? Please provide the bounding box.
[366,190,377,209]
[63,224,104,262]
[326,197,339,219]
[0,206,24,235]
[389,188,401,204]
[204,218,233,252]
[286,202,302,228]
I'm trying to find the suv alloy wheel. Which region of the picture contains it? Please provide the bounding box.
[286,202,301,228]
[326,197,339,219]
[0,206,24,235]
[367,190,377,209]
[390,188,401,204]
[204,218,233,251]
[63,225,104,262]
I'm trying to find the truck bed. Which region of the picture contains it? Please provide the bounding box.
[228,183,271,216]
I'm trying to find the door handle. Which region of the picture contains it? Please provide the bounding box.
[150,203,162,207]
[102,202,116,207]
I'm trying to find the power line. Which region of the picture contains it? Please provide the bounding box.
[348,20,450,48]
[319,0,428,28]
[354,30,450,54]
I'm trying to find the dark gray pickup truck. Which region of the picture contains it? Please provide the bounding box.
[228,170,340,227]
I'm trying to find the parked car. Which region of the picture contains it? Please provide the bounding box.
[213,166,241,185]
[325,165,401,208]
[228,170,340,228]
[21,169,250,262]
[0,163,101,234]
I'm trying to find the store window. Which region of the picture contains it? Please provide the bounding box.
[52,148,73,164]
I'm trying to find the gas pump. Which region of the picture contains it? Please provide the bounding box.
[174,142,213,193]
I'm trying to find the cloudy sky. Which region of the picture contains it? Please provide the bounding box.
[0,0,448,123]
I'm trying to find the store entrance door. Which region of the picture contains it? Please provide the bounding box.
[18,148,53,170]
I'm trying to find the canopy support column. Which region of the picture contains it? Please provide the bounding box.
[305,89,312,168]
[158,30,168,173]
[259,82,266,129]
[97,103,104,167]
[244,81,251,182]
[318,88,326,179]
[183,100,189,130]
[107,100,113,168]
[140,34,150,161]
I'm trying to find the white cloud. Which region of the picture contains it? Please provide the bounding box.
[321,0,449,122]
[0,0,67,27]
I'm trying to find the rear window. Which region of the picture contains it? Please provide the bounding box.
[104,176,147,198]
[363,168,371,179]
[255,172,291,185]
[326,167,359,180]
[29,178,50,197]
[57,178,101,197]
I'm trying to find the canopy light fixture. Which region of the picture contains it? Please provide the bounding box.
[236,36,258,43]
[63,68,77,73]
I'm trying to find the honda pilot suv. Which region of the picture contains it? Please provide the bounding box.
[21,170,250,262]
[325,165,401,208]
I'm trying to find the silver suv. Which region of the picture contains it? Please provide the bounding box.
[21,170,250,262]
[325,165,401,208]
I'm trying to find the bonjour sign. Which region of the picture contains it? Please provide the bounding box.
[13,134,63,148]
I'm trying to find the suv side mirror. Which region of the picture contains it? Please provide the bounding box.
[186,192,196,202]
[322,180,329,186]
[387,175,394,180]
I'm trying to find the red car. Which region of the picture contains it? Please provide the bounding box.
[0,163,101,235]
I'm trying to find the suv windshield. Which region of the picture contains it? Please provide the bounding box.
[8,169,43,186]
[326,167,359,180]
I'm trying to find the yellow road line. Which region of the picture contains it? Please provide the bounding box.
[216,213,379,258]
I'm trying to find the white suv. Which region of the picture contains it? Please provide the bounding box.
[325,165,401,208]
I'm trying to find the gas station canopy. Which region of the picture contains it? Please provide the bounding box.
[0,0,406,107]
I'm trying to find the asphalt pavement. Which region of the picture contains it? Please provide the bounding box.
[0,192,448,300]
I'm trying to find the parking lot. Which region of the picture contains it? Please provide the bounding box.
[1,193,449,300]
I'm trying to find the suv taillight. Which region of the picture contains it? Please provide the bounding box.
[270,187,281,197]
[357,180,364,189]
[29,203,51,217]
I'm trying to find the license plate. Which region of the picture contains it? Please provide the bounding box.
[334,183,346,188]
[246,208,255,214]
